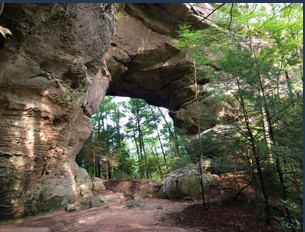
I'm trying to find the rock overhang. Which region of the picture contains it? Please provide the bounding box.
[0,3,218,219]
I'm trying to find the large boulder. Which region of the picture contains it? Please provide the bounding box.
[74,162,93,194]
[157,163,214,199]
[92,177,106,191]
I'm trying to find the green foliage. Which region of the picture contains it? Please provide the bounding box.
[76,96,188,180]
[175,2,303,226]
[276,199,303,231]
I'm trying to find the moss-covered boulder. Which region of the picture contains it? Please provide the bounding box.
[74,162,93,194]
[92,177,106,191]
[157,163,214,199]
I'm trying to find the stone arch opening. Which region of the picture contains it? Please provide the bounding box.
[0,3,213,219]
[76,95,188,182]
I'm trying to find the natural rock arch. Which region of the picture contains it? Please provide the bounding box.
[0,3,219,219]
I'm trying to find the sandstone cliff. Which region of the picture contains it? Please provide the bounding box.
[0,3,218,218]
[0,3,115,218]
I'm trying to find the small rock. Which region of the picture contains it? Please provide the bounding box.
[121,189,130,195]
[144,194,153,199]
[104,193,124,203]
[147,189,154,194]
[138,203,163,210]
[126,201,139,208]
[97,196,108,204]
[90,199,102,208]
[184,196,195,201]
[66,204,80,212]
[132,193,141,202]
[79,198,90,206]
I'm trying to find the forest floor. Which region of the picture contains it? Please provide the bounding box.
[0,179,278,232]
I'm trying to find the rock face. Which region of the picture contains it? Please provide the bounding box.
[106,4,209,116]
[157,163,214,199]
[0,3,221,219]
[105,4,230,136]
[0,3,115,218]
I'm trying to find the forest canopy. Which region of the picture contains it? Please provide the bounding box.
[76,96,187,180]
[173,2,303,229]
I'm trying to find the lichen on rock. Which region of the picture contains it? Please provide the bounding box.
[157,163,214,199]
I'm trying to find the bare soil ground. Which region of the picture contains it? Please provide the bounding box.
[0,179,279,232]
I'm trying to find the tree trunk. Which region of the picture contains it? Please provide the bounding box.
[193,59,207,210]
[136,112,146,179]
[93,148,96,177]
[154,149,163,179]
[249,35,291,224]
[133,130,142,179]
[156,127,168,173]
[158,107,181,157]
[237,78,272,225]
[97,159,102,179]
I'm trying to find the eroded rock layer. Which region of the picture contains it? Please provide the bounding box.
[0,3,115,218]
[107,4,205,116]
[0,3,220,219]
[105,3,229,134]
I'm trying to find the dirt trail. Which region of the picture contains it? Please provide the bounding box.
[0,199,193,232]
[0,179,277,232]
[0,180,194,232]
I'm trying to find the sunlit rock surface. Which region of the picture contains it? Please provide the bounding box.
[74,162,93,194]
[157,163,214,199]
[0,3,115,218]
[0,3,222,219]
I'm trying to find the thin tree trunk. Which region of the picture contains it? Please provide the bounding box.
[140,132,148,179]
[115,106,122,179]
[193,59,207,210]
[158,107,181,157]
[237,78,272,225]
[135,106,146,179]
[249,35,291,224]
[156,125,168,172]
[154,148,163,179]
[133,129,142,178]
[246,152,259,195]
[285,71,294,96]
[260,90,274,164]
[97,159,102,179]
[107,158,111,179]
[290,161,303,207]
[93,147,96,177]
